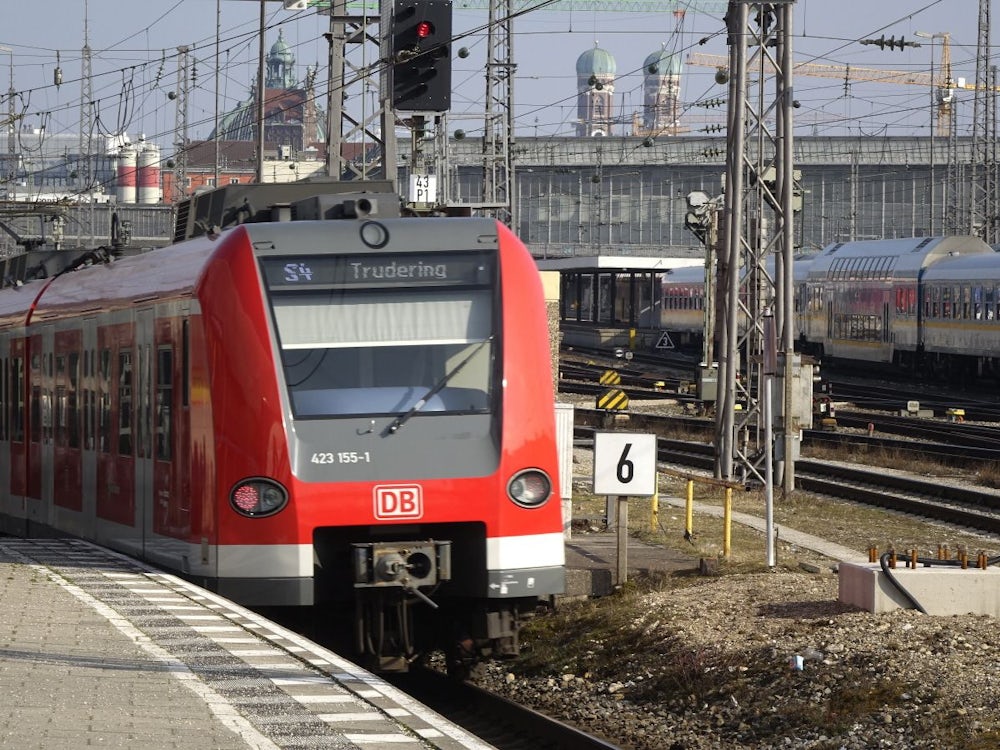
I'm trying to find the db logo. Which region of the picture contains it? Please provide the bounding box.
[373,484,423,520]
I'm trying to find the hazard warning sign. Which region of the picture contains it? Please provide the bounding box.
[655,331,675,350]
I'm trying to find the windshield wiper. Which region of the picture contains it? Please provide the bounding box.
[384,336,494,435]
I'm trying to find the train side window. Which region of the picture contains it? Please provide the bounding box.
[68,352,80,449]
[0,357,5,442]
[30,353,40,444]
[99,349,112,453]
[30,386,41,444]
[156,347,172,461]
[182,320,190,408]
[55,355,67,449]
[83,350,93,450]
[987,286,997,320]
[11,357,23,442]
[118,350,133,456]
[139,344,152,459]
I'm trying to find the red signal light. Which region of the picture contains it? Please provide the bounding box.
[416,20,434,38]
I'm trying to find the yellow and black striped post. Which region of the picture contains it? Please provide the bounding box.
[597,388,629,411]
[599,369,622,386]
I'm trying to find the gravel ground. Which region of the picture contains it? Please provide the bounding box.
[471,569,1000,749]
[463,405,1000,749]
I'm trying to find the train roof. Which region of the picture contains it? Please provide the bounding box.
[807,236,993,281]
[0,216,511,328]
[0,232,225,328]
[660,253,817,286]
[918,249,1000,281]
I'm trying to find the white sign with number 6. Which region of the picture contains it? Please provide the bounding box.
[592,432,657,497]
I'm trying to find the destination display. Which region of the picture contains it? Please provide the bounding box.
[261,252,494,289]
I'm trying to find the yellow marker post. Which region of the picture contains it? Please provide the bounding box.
[649,476,659,531]
[685,480,694,539]
[723,487,732,559]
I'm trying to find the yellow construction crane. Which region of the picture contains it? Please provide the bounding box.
[686,43,993,137]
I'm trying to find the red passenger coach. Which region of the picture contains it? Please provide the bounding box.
[0,183,565,673]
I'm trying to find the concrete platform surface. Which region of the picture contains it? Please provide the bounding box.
[0,538,492,750]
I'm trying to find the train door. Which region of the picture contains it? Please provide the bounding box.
[136,308,155,554]
[53,328,83,523]
[152,312,188,542]
[7,336,27,532]
[80,319,97,538]
[26,328,54,529]
[0,335,15,534]
[95,321,136,548]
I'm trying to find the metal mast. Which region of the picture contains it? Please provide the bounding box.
[480,0,515,226]
[970,0,994,241]
[323,0,394,183]
[716,2,797,501]
[78,0,94,241]
[174,46,191,200]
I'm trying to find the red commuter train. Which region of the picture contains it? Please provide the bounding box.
[0,183,565,672]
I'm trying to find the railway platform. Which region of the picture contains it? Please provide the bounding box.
[0,538,493,750]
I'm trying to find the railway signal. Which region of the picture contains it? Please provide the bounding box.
[389,0,453,112]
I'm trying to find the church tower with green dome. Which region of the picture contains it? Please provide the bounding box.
[641,45,683,136]
[207,32,324,153]
[266,30,297,89]
[575,43,616,137]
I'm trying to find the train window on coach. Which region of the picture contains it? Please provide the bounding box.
[55,353,65,447]
[30,386,40,444]
[11,357,23,442]
[987,287,997,320]
[118,350,133,456]
[68,351,80,451]
[98,349,111,453]
[156,347,172,461]
[0,357,5,442]
[182,320,190,408]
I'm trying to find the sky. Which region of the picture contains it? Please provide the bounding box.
[0,0,988,151]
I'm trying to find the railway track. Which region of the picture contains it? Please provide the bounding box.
[829,380,1000,423]
[265,608,623,750]
[388,668,622,750]
[572,405,1000,466]
[825,411,1000,450]
[574,422,1000,537]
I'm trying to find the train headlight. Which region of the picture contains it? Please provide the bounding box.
[230,478,288,518]
[507,469,552,508]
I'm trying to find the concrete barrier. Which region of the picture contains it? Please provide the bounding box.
[839,561,1000,615]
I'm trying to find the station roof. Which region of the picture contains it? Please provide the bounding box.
[535,255,704,272]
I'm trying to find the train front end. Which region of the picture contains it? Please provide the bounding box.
[200,211,564,672]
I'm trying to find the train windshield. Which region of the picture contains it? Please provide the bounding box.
[263,252,496,418]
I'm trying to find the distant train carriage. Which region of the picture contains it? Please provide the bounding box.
[639,235,1000,380]
[919,250,1000,377]
[0,184,566,674]
[659,256,814,352]
[798,236,994,371]
[660,265,709,348]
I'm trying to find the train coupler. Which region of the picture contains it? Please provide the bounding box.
[351,540,452,597]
